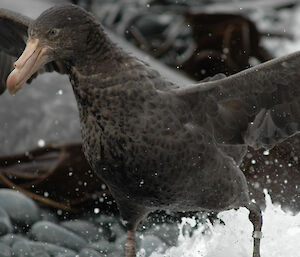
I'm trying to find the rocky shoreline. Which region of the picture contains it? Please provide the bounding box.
[0,189,182,257]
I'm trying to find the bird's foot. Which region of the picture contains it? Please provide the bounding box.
[247,202,263,257]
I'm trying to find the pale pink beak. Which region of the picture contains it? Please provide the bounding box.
[7,39,50,95]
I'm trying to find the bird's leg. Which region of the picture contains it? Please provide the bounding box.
[125,229,136,257]
[111,196,149,257]
[247,202,263,257]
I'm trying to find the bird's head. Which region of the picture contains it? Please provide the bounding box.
[7,4,101,94]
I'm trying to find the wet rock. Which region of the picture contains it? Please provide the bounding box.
[114,233,127,252]
[0,208,13,236]
[56,253,77,257]
[30,221,87,251]
[94,216,125,242]
[88,239,118,255]
[145,223,179,246]
[139,235,166,256]
[0,242,12,257]
[60,219,101,242]
[12,241,35,257]
[0,189,40,227]
[108,222,126,242]
[0,234,28,246]
[79,248,102,257]
[39,210,59,223]
[12,241,76,257]
[94,215,116,227]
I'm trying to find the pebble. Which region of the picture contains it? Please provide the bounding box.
[0,234,28,246]
[79,248,103,257]
[0,189,177,256]
[60,219,101,242]
[39,210,59,223]
[0,208,13,236]
[12,241,76,257]
[88,238,121,255]
[12,240,35,257]
[0,242,12,257]
[95,215,125,242]
[139,235,166,256]
[0,189,40,227]
[56,253,77,257]
[30,221,87,251]
[144,223,179,246]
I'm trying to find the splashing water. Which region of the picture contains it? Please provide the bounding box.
[149,191,300,257]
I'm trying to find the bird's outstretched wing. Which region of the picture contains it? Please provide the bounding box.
[172,51,300,150]
[0,8,67,94]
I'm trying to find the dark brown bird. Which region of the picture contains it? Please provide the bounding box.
[1,4,300,257]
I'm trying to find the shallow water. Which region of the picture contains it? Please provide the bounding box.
[147,191,300,257]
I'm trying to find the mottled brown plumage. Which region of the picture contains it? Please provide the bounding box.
[1,4,300,257]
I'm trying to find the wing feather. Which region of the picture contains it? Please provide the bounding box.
[172,51,300,149]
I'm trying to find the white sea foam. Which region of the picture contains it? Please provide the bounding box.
[148,191,300,257]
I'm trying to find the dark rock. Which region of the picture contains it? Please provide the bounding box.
[0,74,80,155]
[0,189,40,227]
[30,221,87,251]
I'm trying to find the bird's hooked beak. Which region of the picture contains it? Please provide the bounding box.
[7,38,51,95]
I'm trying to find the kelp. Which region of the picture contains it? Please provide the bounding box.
[0,143,117,214]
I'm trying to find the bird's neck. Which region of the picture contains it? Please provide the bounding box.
[69,28,128,77]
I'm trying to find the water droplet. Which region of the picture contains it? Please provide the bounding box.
[38,139,45,147]
[56,89,63,95]
[253,182,260,189]
[139,179,145,187]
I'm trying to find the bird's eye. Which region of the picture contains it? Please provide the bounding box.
[49,28,58,36]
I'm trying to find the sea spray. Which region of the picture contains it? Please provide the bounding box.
[149,191,300,257]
